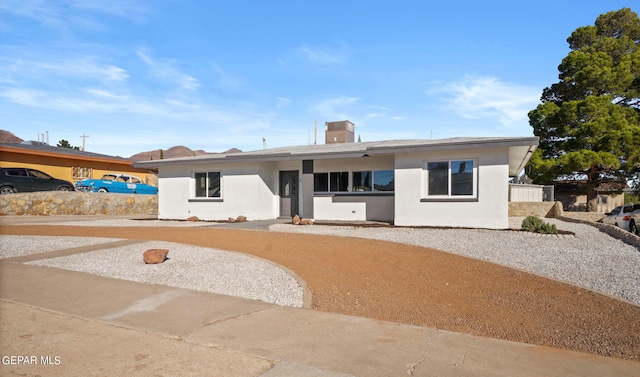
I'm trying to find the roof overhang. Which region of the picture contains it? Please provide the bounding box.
[0,144,135,165]
[133,136,539,173]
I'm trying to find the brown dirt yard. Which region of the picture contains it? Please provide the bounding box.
[2,224,639,362]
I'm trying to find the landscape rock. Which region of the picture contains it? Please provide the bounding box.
[300,218,314,225]
[186,216,200,222]
[292,215,301,225]
[236,215,247,222]
[228,217,236,223]
[143,249,169,264]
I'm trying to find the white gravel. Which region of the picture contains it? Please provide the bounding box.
[0,236,123,258]
[24,240,303,308]
[270,218,640,305]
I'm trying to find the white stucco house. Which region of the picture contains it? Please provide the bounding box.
[134,135,538,229]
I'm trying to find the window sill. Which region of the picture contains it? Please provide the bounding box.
[315,192,394,197]
[421,197,478,202]
[188,198,223,202]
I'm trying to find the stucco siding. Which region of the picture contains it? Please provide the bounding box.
[313,195,394,222]
[393,148,510,229]
[158,162,279,220]
[312,155,395,222]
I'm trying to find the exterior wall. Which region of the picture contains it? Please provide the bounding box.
[313,195,394,221]
[556,192,624,213]
[394,148,510,229]
[154,145,521,227]
[158,161,280,221]
[311,156,395,222]
[0,149,156,186]
[509,184,543,202]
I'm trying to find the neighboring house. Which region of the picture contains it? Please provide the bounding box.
[555,181,628,213]
[0,143,157,187]
[508,183,555,202]
[134,132,538,229]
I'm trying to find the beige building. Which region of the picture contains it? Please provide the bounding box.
[0,142,157,186]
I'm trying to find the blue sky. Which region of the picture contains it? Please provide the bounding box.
[0,1,637,157]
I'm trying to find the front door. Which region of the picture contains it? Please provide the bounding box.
[279,170,299,218]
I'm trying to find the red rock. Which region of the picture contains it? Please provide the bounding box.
[186,216,199,222]
[143,249,169,264]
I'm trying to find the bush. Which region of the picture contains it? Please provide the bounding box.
[521,216,558,234]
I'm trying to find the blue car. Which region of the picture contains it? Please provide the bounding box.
[75,173,158,194]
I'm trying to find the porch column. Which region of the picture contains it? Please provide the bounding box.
[302,160,314,219]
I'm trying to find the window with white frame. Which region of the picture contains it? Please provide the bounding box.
[194,171,221,198]
[425,160,476,198]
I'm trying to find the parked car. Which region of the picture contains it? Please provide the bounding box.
[75,173,158,194]
[602,204,640,231]
[0,167,75,194]
[629,209,640,235]
[603,204,640,232]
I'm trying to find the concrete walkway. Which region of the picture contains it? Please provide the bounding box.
[1,216,639,376]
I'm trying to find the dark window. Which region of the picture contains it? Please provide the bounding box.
[6,169,27,176]
[314,173,328,192]
[373,170,394,192]
[352,171,372,191]
[195,172,221,198]
[451,160,473,196]
[427,160,475,197]
[330,172,349,192]
[427,162,449,195]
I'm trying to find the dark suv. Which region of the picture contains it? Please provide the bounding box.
[0,168,75,194]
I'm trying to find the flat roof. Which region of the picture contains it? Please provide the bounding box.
[134,136,539,176]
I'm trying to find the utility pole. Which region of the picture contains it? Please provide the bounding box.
[80,134,89,151]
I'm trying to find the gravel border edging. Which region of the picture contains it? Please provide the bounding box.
[559,216,640,250]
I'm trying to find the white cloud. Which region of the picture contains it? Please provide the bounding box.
[137,50,200,91]
[276,97,292,108]
[210,64,243,90]
[427,76,540,127]
[0,0,149,30]
[296,44,346,65]
[0,56,129,83]
[310,95,359,120]
[82,88,128,101]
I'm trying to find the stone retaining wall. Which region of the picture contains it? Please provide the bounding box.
[559,211,607,223]
[0,191,157,216]
[508,201,564,218]
[559,215,640,249]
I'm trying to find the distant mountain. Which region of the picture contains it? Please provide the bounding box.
[129,146,242,161]
[0,130,239,160]
[0,130,23,144]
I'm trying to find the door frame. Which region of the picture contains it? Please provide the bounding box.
[279,170,299,218]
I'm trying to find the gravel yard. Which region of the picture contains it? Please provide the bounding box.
[271,218,640,305]
[23,240,303,307]
[0,235,123,258]
[2,217,639,361]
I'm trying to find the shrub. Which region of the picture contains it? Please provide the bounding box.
[521,216,558,234]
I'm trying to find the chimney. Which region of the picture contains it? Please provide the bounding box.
[325,120,355,144]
